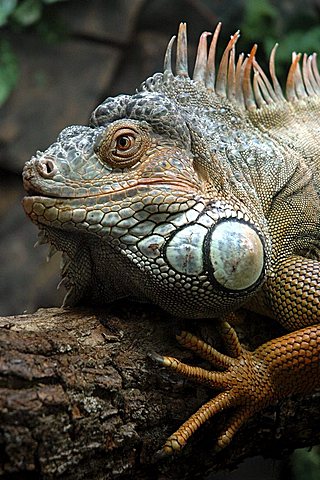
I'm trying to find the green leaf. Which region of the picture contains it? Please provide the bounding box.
[0,39,19,106]
[11,0,42,26]
[0,0,17,26]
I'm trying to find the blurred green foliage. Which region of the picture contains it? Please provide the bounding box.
[0,0,66,27]
[241,0,320,79]
[0,0,68,106]
[291,446,320,480]
[0,39,18,105]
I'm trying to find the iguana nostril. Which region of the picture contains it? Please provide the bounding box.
[36,157,58,178]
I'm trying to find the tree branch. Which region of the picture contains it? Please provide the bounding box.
[0,305,319,479]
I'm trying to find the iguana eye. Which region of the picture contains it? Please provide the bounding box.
[113,130,137,157]
[96,123,149,168]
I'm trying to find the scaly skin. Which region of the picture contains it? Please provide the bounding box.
[22,23,320,453]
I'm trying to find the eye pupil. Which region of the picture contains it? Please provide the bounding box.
[117,135,130,149]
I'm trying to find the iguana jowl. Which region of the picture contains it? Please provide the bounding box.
[23,23,320,453]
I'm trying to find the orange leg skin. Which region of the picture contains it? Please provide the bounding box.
[153,321,320,454]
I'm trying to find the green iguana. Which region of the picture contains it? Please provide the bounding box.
[22,23,320,454]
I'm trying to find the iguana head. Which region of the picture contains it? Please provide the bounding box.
[24,23,319,316]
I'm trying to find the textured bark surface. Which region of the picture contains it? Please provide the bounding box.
[0,305,319,479]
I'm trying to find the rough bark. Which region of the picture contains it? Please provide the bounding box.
[0,304,319,479]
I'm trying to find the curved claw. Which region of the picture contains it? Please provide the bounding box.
[148,351,166,365]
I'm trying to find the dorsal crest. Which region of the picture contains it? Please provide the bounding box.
[163,22,320,112]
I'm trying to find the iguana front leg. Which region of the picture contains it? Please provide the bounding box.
[154,257,320,453]
[155,322,320,453]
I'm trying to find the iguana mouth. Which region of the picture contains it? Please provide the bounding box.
[23,187,62,199]
[23,177,199,202]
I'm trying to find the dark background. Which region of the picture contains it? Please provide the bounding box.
[1,1,320,478]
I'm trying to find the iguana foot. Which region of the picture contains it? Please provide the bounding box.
[153,321,274,454]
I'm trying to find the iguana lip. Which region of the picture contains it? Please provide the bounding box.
[22,177,199,202]
[23,190,69,201]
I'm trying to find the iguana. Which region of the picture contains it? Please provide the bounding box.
[22,23,320,454]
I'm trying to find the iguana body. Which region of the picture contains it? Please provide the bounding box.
[23,23,320,452]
